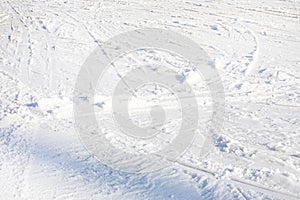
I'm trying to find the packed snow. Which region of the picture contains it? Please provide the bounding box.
[0,0,299,199]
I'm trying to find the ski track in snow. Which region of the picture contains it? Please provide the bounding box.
[0,0,300,199]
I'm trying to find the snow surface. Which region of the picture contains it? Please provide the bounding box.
[0,0,300,199]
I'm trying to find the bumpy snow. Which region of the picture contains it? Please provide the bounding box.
[0,0,299,199]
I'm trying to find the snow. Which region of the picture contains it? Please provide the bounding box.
[0,0,299,199]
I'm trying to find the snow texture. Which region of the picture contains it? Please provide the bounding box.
[0,0,299,199]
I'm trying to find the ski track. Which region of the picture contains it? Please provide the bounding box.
[0,0,299,199]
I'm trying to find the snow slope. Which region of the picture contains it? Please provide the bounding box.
[0,0,299,199]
